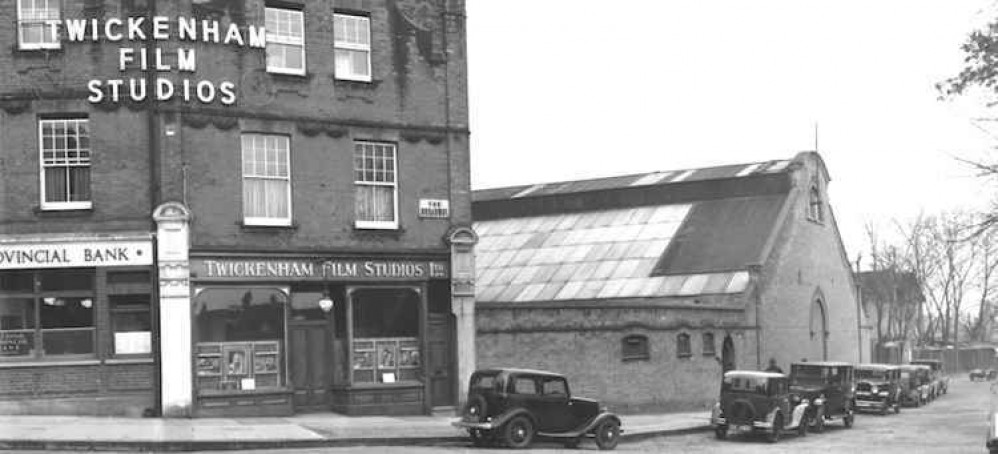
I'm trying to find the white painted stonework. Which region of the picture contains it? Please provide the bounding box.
[153,202,192,417]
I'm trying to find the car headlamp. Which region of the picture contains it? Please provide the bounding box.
[878,391,889,397]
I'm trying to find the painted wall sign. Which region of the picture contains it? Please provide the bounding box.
[192,258,450,281]
[0,240,153,270]
[44,16,267,105]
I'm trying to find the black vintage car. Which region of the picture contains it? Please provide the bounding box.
[854,364,902,415]
[972,369,988,381]
[452,368,622,450]
[898,364,931,407]
[911,359,949,397]
[711,370,810,443]
[789,361,856,431]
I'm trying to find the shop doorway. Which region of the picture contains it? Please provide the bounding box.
[290,321,331,411]
[427,313,455,408]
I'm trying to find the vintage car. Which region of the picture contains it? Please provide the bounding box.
[853,364,902,415]
[789,361,856,431]
[711,370,809,443]
[911,359,949,397]
[989,369,998,381]
[898,364,932,407]
[452,368,622,450]
[973,369,988,381]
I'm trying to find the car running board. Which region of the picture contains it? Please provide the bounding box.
[537,417,624,439]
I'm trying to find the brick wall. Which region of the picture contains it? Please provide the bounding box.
[476,296,757,412]
[756,153,861,369]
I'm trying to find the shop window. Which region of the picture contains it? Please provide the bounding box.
[110,295,151,356]
[702,332,715,356]
[40,119,92,210]
[265,6,305,75]
[621,334,649,361]
[0,269,95,360]
[354,142,398,229]
[351,288,420,384]
[676,332,692,358]
[241,134,292,226]
[194,287,287,393]
[17,0,60,50]
[334,13,372,82]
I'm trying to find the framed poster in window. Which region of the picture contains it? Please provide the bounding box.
[377,341,396,369]
[223,344,251,377]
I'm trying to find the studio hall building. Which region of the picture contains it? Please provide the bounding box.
[472,152,869,412]
[0,0,475,418]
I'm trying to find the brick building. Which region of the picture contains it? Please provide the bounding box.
[0,0,474,418]
[472,152,866,412]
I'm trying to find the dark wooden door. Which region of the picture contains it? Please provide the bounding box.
[427,313,455,407]
[290,321,331,411]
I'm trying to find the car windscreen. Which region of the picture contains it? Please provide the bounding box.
[722,375,768,395]
[856,370,887,381]
[790,366,825,386]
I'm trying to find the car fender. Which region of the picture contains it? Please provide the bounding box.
[547,412,623,439]
[790,402,809,428]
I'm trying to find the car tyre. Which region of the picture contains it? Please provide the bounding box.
[594,419,621,450]
[844,411,854,428]
[796,418,807,437]
[766,413,783,444]
[894,402,901,414]
[502,416,534,449]
[714,425,728,440]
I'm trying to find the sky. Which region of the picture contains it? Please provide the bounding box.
[465,0,998,266]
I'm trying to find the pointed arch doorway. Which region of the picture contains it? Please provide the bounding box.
[809,295,828,361]
[721,335,735,373]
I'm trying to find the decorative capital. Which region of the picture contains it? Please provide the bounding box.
[153,201,191,222]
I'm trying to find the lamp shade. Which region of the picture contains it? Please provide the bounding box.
[318,295,334,312]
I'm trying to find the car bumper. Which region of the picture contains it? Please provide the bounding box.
[855,400,889,409]
[712,417,774,430]
[452,420,497,431]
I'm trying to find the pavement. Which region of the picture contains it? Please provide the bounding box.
[0,410,712,451]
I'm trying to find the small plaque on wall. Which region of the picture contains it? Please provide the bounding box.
[241,378,256,390]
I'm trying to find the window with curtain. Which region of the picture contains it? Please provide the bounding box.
[40,119,91,210]
[354,141,398,229]
[334,13,372,82]
[17,0,60,50]
[265,6,305,75]
[242,134,292,226]
[0,269,95,360]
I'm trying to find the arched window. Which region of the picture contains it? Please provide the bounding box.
[676,333,692,358]
[808,185,823,222]
[702,332,715,356]
[621,334,649,361]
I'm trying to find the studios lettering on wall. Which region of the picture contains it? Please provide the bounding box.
[46,16,267,105]
[193,258,450,281]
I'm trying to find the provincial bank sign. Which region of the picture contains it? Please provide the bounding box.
[0,240,153,269]
[191,258,450,281]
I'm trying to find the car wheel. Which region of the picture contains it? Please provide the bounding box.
[594,419,621,450]
[502,416,534,449]
[766,413,783,443]
[880,405,888,416]
[844,411,854,428]
[811,409,825,433]
[894,402,901,414]
[714,425,728,440]
[797,418,807,437]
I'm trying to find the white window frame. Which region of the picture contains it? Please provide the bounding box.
[39,118,92,211]
[17,0,60,50]
[334,13,372,82]
[265,7,306,76]
[241,134,293,226]
[354,141,398,230]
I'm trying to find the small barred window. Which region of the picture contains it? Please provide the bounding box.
[677,333,692,358]
[621,334,649,361]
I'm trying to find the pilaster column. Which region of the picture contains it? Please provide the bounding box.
[446,226,478,408]
[153,202,192,417]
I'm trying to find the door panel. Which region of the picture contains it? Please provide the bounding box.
[427,313,455,407]
[290,322,330,411]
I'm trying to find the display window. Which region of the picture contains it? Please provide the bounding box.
[194,287,288,393]
[0,269,96,359]
[350,287,421,384]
